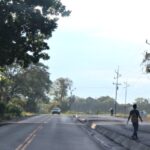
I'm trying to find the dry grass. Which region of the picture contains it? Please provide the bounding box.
[143,114,150,122]
[115,113,150,122]
[22,112,35,116]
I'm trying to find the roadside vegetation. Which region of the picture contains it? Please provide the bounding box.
[1,63,150,121]
[0,63,74,120]
[0,0,150,122]
[1,61,150,121]
[0,0,70,120]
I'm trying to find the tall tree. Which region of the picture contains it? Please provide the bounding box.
[16,63,52,111]
[135,98,149,105]
[0,0,70,67]
[51,77,73,102]
[0,63,52,112]
[0,64,23,101]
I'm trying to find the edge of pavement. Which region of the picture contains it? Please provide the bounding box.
[77,115,150,150]
[0,115,37,126]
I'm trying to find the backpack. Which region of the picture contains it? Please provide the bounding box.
[131,110,138,123]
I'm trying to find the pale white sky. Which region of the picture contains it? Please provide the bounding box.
[45,0,150,104]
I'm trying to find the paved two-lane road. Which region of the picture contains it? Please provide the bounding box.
[0,115,105,150]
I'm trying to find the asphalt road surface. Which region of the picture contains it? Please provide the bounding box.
[0,115,106,150]
[78,115,150,150]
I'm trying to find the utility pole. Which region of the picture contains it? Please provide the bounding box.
[113,67,121,116]
[124,81,129,117]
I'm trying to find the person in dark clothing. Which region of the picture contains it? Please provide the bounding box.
[110,108,114,116]
[127,104,143,140]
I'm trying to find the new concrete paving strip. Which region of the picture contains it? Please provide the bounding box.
[95,125,149,150]
[77,116,150,150]
[81,125,126,150]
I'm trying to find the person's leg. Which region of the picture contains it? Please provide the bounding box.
[132,122,136,138]
[134,123,139,139]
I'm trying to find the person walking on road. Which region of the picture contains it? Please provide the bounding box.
[127,104,143,140]
[110,108,114,116]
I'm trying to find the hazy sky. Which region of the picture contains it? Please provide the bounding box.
[45,0,150,104]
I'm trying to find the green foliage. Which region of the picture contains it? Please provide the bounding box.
[135,97,149,105]
[0,67,5,72]
[0,0,70,67]
[0,102,6,117]
[60,100,70,112]
[7,103,22,117]
[1,63,52,112]
[70,96,116,114]
[25,99,38,113]
[37,103,52,114]
[51,77,73,102]
[134,97,150,113]
[0,100,23,119]
[0,67,11,102]
[49,100,60,108]
[69,96,150,114]
[11,98,26,109]
[17,63,52,103]
[0,64,23,102]
[50,77,73,112]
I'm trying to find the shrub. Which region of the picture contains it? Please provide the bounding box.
[0,102,6,117]
[7,104,22,117]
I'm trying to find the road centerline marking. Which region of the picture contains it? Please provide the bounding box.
[16,125,43,150]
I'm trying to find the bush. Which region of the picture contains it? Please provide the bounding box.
[11,98,26,109]
[7,104,22,117]
[0,102,6,117]
[25,100,38,113]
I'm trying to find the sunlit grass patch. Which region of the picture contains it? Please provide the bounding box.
[22,112,35,117]
[115,113,128,118]
[116,113,150,122]
[143,114,150,122]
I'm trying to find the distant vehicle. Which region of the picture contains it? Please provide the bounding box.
[51,107,61,114]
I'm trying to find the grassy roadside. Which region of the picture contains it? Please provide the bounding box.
[116,113,150,122]
[143,114,150,122]
[64,112,150,122]
[21,112,36,117]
